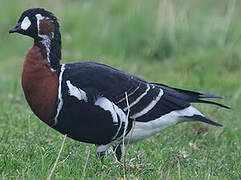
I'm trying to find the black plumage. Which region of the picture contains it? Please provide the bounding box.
[53,62,227,148]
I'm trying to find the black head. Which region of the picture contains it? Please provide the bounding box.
[10,8,62,70]
[9,8,59,41]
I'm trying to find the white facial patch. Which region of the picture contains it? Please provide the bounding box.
[21,16,31,30]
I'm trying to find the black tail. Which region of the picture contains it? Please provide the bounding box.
[153,83,230,109]
[174,87,230,109]
[152,83,229,127]
[185,115,223,127]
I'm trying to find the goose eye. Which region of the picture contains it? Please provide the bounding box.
[21,16,31,30]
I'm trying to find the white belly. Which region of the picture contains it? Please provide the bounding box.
[125,106,203,143]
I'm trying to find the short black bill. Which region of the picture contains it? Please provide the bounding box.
[9,22,21,33]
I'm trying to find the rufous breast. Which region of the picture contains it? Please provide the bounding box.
[22,45,58,125]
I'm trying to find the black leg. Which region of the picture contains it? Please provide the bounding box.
[113,145,122,162]
[96,151,105,163]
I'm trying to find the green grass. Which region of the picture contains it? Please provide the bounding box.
[0,0,241,179]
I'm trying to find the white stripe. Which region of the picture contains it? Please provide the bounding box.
[35,14,55,71]
[178,105,204,117]
[116,84,140,104]
[54,64,65,125]
[36,14,46,38]
[66,80,88,102]
[112,105,128,140]
[35,14,54,39]
[95,97,126,123]
[125,105,204,143]
[95,97,118,123]
[94,97,128,140]
[123,84,150,111]
[130,89,164,119]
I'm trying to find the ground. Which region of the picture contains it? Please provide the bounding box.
[0,0,240,179]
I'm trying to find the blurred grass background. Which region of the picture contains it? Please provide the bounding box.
[0,0,240,179]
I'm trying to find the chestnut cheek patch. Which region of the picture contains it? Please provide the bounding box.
[35,14,55,38]
[39,19,55,37]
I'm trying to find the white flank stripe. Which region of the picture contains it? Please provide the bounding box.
[95,97,118,123]
[130,89,164,119]
[125,105,204,143]
[112,105,127,140]
[95,97,127,140]
[123,84,151,111]
[54,64,65,125]
[66,80,88,102]
[177,105,204,117]
[116,84,140,104]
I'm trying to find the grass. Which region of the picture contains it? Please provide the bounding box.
[0,0,241,179]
